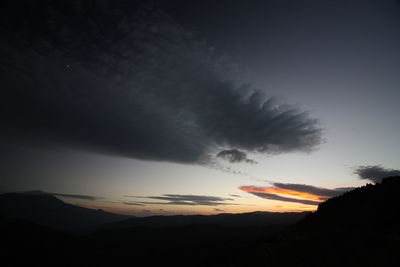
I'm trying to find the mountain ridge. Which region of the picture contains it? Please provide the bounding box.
[298,176,400,231]
[0,190,130,231]
[98,210,307,231]
[2,177,400,266]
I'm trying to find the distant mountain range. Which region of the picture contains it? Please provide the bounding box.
[0,190,306,232]
[2,177,400,266]
[98,211,307,231]
[0,190,307,266]
[0,190,130,231]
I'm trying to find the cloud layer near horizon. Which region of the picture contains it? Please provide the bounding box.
[272,183,353,198]
[240,183,353,206]
[123,194,235,206]
[0,0,322,165]
[52,192,100,201]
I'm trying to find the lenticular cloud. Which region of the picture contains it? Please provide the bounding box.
[0,0,322,165]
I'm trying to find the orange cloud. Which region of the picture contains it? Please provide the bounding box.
[240,185,324,203]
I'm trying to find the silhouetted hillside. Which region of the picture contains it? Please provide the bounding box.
[229,176,400,267]
[0,215,75,266]
[298,176,400,231]
[98,211,306,231]
[0,191,130,231]
[0,191,307,266]
[2,178,400,266]
[84,212,306,266]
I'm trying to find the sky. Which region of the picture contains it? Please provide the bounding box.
[1,0,400,216]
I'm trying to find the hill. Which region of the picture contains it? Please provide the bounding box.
[0,215,75,266]
[0,191,130,231]
[230,176,400,267]
[97,211,306,230]
[0,190,307,266]
[298,176,400,231]
[2,178,400,266]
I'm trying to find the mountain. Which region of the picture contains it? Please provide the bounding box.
[97,211,307,231]
[298,176,400,231]
[0,191,130,231]
[0,191,307,266]
[230,176,400,267]
[3,178,400,266]
[0,215,75,266]
[80,212,305,267]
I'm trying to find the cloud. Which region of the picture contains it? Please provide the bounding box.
[132,194,236,206]
[354,165,400,183]
[51,192,100,201]
[122,202,146,206]
[217,149,257,164]
[272,183,352,198]
[0,0,322,166]
[250,192,321,206]
[240,183,354,206]
[229,194,242,197]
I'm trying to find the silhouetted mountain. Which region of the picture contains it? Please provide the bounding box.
[298,176,400,231]
[229,176,400,267]
[0,215,74,266]
[0,191,130,231]
[84,211,306,266]
[3,178,400,266]
[97,211,306,231]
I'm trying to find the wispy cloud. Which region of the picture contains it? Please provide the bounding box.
[122,202,146,206]
[240,186,323,201]
[354,165,400,183]
[250,191,321,205]
[52,192,100,201]
[272,183,352,198]
[124,194,237,206]
[240,183,353,206]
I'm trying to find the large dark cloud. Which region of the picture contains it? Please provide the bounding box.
[0,0,322,165]
[354,165,400,183]
[272,183,353,198]
[125,194,235,206]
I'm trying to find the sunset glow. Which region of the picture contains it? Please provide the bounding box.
[240,186,324,203]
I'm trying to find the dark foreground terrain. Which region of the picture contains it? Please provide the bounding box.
[0,191,303,266]
[235,176,400,267]
[1,177,400,266]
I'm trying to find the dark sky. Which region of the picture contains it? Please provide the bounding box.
[1,0,399,215]
[162,0,400,106]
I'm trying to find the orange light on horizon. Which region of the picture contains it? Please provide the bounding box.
[274,205,317,211]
